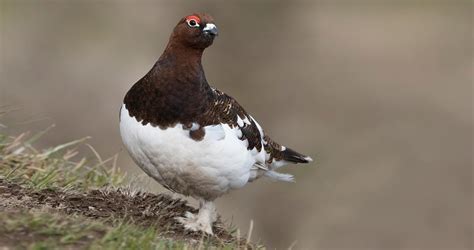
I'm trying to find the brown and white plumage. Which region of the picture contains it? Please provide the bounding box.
[119,13,312,235]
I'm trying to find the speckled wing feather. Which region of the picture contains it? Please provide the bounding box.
[199,89,311,167]
[198,89,263,152]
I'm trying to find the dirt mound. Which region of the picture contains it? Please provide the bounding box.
[0,179,244,246]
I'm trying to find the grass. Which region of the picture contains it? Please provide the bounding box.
[0,126,126,191]
[0,211,193,249]
[0,124,259,249]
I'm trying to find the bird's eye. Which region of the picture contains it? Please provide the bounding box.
[186,19,200,28]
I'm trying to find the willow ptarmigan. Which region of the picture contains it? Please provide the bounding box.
[119,13,312,235]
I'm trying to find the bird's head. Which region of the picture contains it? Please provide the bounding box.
[170,13,218,50]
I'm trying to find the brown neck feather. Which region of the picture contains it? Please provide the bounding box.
[123,39,213,127]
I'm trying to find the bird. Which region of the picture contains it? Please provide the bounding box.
[119,13,312,235]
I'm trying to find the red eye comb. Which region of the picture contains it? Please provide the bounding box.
[185,15,201,24]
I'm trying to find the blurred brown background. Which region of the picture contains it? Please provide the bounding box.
[0,0,472,249]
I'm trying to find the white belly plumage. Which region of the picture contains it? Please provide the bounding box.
[119,104,263,199]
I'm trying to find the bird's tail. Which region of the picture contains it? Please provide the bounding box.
[281,147,313,164]
[263,135,313,166]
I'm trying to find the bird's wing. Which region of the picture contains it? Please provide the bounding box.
[199,88,264,152]
[200,89,312,169]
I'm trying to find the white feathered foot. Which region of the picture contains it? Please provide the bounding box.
[176,200,217,235]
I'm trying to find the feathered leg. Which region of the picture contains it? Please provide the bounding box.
[176,199,217,235]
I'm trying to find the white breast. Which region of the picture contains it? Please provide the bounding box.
[119,104,259,199]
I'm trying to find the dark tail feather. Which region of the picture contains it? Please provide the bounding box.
[281,147,313,164]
